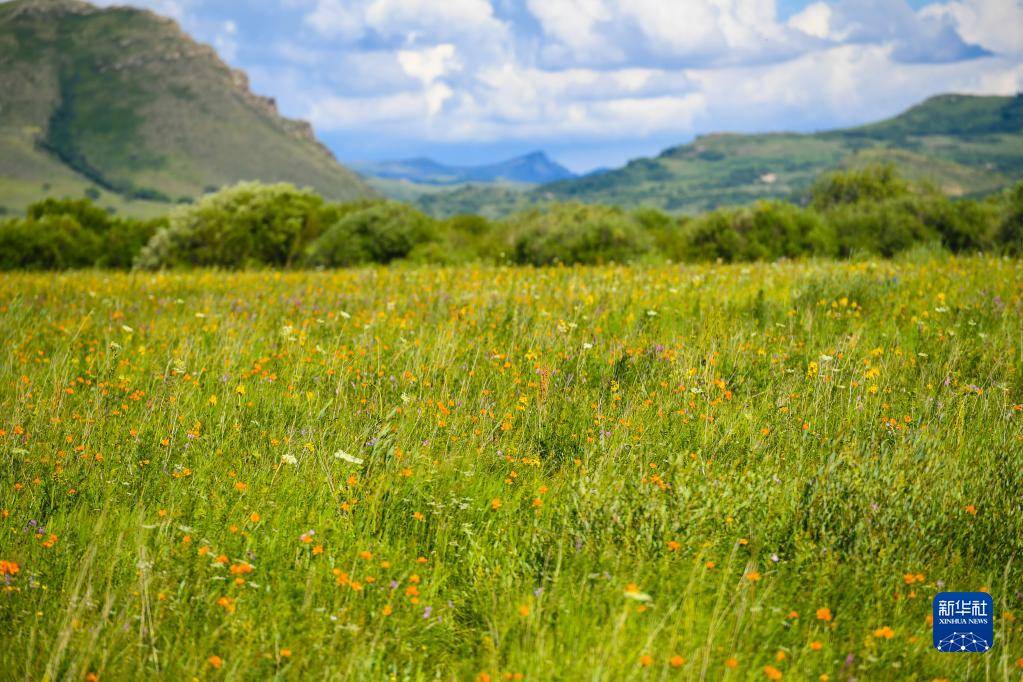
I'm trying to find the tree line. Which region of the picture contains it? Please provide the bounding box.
[2,165,1022,270]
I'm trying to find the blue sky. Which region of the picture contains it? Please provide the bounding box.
[91,0,1023,171]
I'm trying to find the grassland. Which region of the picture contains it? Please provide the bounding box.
[1,257,1022,680]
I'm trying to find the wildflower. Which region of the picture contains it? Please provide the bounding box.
[249,512,261,523]
[873,625,895,639]
[724,657,739,669]
[280,648,292,658]
[413,511,425,521]
[334,450,364,465]
[518,605,530,617]
[208,655,223,669]
[667,540,681,552]
[764,665,783,680]
[965,505,977,515]
[745,571,761,582]
[816,607,833,622]
[669,655,685,667]
[382,604,393,616]
[624,584,652,602]
[490,498,502,510]
[639,654,653,667]
[809,641,823,651]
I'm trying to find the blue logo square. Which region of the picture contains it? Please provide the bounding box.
[933,592,993,652]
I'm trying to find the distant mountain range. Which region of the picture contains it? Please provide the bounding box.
[412,93,1023,217]
[0,0,374,215]
[353,152,576,186]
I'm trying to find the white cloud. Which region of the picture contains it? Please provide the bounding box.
[788,2,834,39]
[923,0,1023,55]
[397,44,460,84]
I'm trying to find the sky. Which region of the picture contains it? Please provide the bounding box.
[88,0,1023,172]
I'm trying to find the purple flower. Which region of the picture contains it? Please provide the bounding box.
[423,606,432,619]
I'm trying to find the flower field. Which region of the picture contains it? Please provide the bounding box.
[1,257,1022,680]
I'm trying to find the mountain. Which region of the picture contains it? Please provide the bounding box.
[416,93,1023,217]
[0,0,374,215]
[354,151,576,186]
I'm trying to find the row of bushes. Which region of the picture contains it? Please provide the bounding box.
[2,166,1022,270]
[0,198,163,270]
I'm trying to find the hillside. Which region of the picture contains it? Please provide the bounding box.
[415,94,1023,216]
[0,0,374,215]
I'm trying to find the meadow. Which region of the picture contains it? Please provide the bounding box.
[1,256,1022,680]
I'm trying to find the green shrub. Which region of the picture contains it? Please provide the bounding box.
[98,217,164,269]
[0,215,100,270]
[28,197,114,233]
[681,201,834,262]
[137,183,328,269]
[507,204,653,265]
[997,183,1023,254]
[305,202,437,267]
[810,164,910,210]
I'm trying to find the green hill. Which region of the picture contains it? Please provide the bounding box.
[414,93,1023,217]
[0,0,374,215]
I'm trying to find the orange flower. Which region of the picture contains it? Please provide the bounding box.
[413,511,425,521]
[816,607,832,622]
[249,512,261,523]
[638,655,653,667]
[490,498,502,510]
[667,540,681,552]
[724,657,739,669]
[0,560,19,576]
[208,655,223,669]
[745,571,761,582]
[764,665,783,680]
[669,655,686,667]
[280,648,292,658]
[873,625,895,639]
[517,605,530,617]
[965,505,978,515]
[809,641,823,651]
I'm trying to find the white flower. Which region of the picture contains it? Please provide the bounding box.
[334,450,364,465]
[281,454,298,465]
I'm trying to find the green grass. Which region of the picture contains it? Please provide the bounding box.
[1,257,1022,680]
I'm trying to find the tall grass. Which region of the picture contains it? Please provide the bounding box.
[1,257,1021,680]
